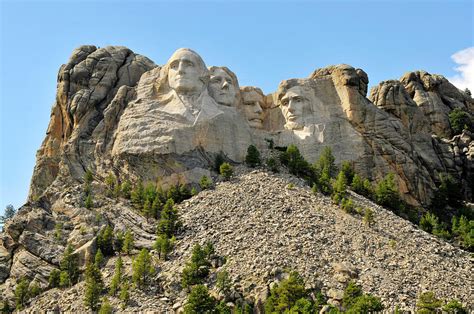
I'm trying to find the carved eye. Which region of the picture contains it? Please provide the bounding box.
[226,78,233,85]
[170,61,179,69]
[184,60,194,67]
[293,96,303,102]
[281,99,289,106]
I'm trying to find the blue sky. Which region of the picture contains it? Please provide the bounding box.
[0,0,473,216]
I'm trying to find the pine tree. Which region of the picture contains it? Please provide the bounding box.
[94,249,104,268]
[14,277,30,310]
[97,225,114,256]
[119,280,130,308]
[332,171,348,203]
[0,204,16,224]
[109,256,123,296]
[214,153,225,172]
[132,248,154,289]
[154,235,176,260]
[104,173,116,197]
[84,262,104,311]
[199,175,212,190]
[122,229,134,255]
[245,145,261,167]
[374,173,400,210]
[60,244,79,286]
[220,162,233,181]
[131,180,144,209]
[157,199,180,238]
[120,180,132,199]
[48,269,61,288]
[184,285,216,314]
[98,297,113,314]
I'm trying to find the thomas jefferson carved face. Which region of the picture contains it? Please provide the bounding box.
[241,88,264,129]
[280,86,308,130]
[167,49,206,95]
[208,68,238,106]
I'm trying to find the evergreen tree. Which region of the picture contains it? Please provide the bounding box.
[132,248,154,289]
[119,280,130,307]
[245,145,261,167]
[266,157,279,173]
[29,281,41,298]
[184,285,216,314]
[84,194,93,209]
[94,249,104,268]
[84,169,94,184]
[364,208,375,226]
[109,256,123,296]
[443,299,467,314]
[122,229,134,255]
[341,161,355,183]
[131,180,144,209]
[219,162,233,181]
[157,199,180,238]
[332,170,348,204]
[14,277,30,310]
[1,299,12,314]
[154,235,176,260]
[342,281,362,309]
[199,175,212,190]
[48,269,61,288]
[0,204,16,224]
[84,262,104,311]
[181,243,212,288]
[97,225,114,256]
[216,269,232,298]
[416,291,442,314]
[264,271,310,312]
[280,145,312,179]
[317,147,337,178]
[98,297,113,314]
[59,271,70,288]
[104,173,116,197]
[374,173,400,210]
[60,244,79,286]
[214,153,225,172]
[120,180,132,199]
[449,108,473,134]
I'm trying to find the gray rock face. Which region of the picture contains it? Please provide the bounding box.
[4,45,473,310]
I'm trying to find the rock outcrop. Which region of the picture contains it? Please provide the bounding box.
[1,45,473,311]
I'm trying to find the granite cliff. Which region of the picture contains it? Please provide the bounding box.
[1,46,473,312]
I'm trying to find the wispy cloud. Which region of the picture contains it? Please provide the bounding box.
[448,47,474,93]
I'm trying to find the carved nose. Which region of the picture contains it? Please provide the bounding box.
[255,103,263,113]
[177,62,185,73]
[222,81,229,89]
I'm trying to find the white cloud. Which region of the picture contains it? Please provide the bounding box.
[448,47,474,93]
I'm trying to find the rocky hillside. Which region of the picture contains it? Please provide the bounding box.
[1,45,473,312]
[2,166,472,312]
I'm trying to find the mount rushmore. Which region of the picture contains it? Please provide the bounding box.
[29,46,473,208]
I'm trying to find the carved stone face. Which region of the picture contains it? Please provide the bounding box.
[241,89,264,129]
[337,65,359,87]
[168,49,206,95]
[208,68,238,106]
[281,86,308,130]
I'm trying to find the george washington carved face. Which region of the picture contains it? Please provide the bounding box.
[167,49,207,95]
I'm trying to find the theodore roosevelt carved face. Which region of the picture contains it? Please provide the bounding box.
[240,87,264,129]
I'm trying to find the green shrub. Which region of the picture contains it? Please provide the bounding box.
[442,299,467,314]
[48,269,61,288]
[449,108,473,135]
[374,173,400,210]
[342,281,362,309]
[119,280,130,307]
[199,175,212,190]
[364,208,375,226]
[131,180,144,209]
[14,277,30,310]
[59,271,70,288]
[245,145,261,167]
[451,215,474,250]
[184,285,216,314]
[351,174,372,198]
[341,161,355,183]
[220,162,234,181]
[216,269,232,298]
[264,271,312,313]
[120,180,132,199]
[280,145,313,180]
[132,248,154,289]
[332,171,348,203]
[346,294,384,313]
[84,194,93,209]
[420,212,439,233]
[432,174,463,209]
[266,157,279,173]
[416,291,442,313]
[105,173,116,197]
[341,198,355,214]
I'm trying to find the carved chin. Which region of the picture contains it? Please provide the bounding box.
[285,121,304,130]
[248,119,263,129]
